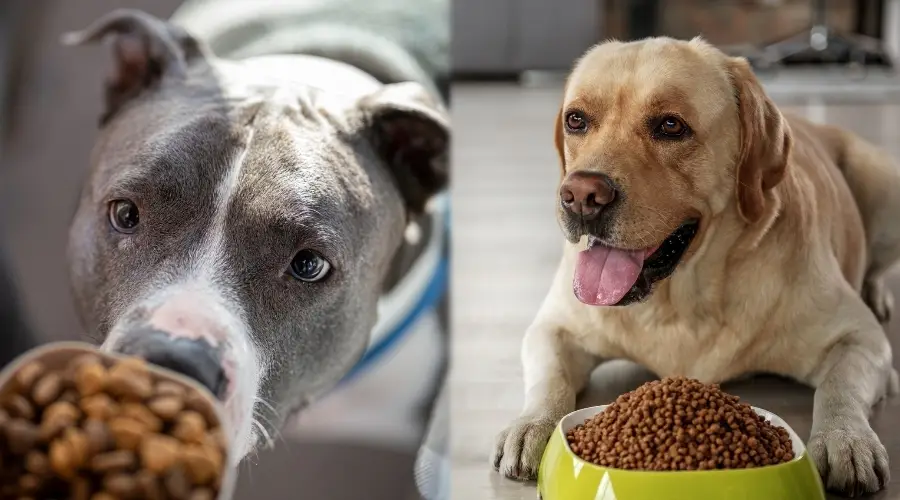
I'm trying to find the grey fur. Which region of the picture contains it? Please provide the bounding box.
[65,8,448,451]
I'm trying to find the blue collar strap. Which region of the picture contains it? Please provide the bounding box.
[340,194,450,384]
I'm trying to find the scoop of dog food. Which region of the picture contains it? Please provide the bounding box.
[0,348,228,499]
[565,377,795,471]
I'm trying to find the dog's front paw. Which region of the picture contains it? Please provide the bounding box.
[808,423,890,496]
[491,415,557,481]
[863,277,893,325]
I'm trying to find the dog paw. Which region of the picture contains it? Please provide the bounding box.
[491,415,557,481]
[863,278,893,325]
[808,423,890,496]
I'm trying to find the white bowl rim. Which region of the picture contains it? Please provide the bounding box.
[559,404,805,465]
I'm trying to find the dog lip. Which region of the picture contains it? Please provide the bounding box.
[585,236,663,256]
[586,220,698,254]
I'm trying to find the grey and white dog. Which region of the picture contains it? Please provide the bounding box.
[63,0,449,480]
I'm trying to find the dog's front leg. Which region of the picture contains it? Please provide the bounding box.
[492,320,599,481]
[805,310,899,496]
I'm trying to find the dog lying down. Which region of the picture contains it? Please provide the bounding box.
[493,37,900,496]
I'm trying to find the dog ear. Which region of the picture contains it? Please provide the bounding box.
[358,82,449,213]
[728,57,792,224]
[62,9,210,124]
[554,108,566,177]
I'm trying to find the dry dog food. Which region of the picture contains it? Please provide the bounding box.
[566,377,794,471]
[0,352,228,499]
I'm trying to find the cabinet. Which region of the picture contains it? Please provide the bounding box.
[452,0,603,75]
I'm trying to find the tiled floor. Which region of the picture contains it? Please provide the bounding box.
[449,82,900,500]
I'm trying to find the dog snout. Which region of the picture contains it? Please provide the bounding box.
[118,328,227,398]
[560,171,616,219]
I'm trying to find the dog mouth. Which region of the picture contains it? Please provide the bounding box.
[573,220,699,306]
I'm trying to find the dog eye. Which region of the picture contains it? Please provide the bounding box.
[564,112,587,132]
[289,249,332,282]
[654,116,688,138]
[108,199,140,233]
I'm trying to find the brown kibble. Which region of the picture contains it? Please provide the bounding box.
[118,356,150,373]
[62,427,91,468]
[156,380,186,398]
[104,472,140,497]
[137,469,166,500]
[141,434,182,473]
[107,371,154,401]
[148,395,185,420]
[135,469,166,500]
[67,353,103,374]
[40,400,81,441]
[173,411,207,444]
[39,417,69,442]
[91,449,137,473]
[75,361,107,397]
[4,393,35,419]
[81,393,119,421]
[107,359,153,401]
[14,361,45,392]
[43,400,81,425]
[49,439,76,478]
[182,444,222,485]
[59,388,80,404]
[32,372,64,407]
[165,466,193,499]
[25,451,49,475]
[5,418,40,455]
[200,430,224,452]
[19,473,40,493]
[121,402,163,432]
[84,419,114,454]
[211,426,228,450]
[71,477,92,500]
[109,417,146,450]
[190,488,215,500]
[564,377,794,471]
[185,391,217,424]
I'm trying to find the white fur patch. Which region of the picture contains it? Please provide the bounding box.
[187,129,265,463]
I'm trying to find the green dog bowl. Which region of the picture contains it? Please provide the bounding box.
[537,405,825,500]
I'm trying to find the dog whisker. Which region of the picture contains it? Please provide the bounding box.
[252,417,276,449]
[254,409,285,445]
[254,395,278,417]
[250,395,286,450]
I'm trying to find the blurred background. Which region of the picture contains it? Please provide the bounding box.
[0,0,443,499]
[450,1,900,499]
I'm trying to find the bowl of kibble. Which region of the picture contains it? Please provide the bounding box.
[0,341,236,500]
[537,377,825,500]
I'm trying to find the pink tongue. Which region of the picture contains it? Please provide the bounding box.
[574,245,646,306]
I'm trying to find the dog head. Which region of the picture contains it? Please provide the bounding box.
[64,10,448,461]
[556,37,791,306]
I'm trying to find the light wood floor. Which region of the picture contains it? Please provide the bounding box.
[449,82,900,500]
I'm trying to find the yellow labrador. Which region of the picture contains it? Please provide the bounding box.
[492,37,900,496]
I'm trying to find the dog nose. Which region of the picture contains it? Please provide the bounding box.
[117,328,227,398]
[560,172,616,219]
